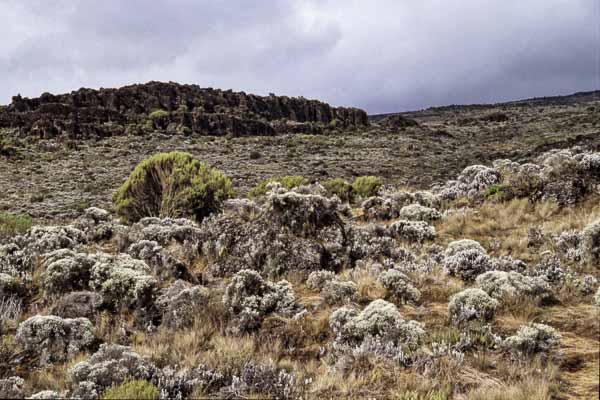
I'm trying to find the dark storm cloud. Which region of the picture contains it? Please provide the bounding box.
[0,0,597,113]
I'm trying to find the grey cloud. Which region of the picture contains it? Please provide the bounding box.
[0,0,597,113]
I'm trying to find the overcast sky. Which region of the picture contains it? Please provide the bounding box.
[0,0,598,113]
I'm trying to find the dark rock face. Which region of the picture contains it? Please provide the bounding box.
[50,291,104,320]
[0,81,368,138]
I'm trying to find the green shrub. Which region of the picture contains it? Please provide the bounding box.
[142,120,154,132]
[485,184,507,199]
[113,152,233,223]
[352,176,383,198]
[148,109,169,120]
[0,213,33,240]
[148,110,170,130]
[322,178,353,202]
[248,175,309,198]
[102,380,159,400]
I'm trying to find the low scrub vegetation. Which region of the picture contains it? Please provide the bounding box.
[1,148,599,399]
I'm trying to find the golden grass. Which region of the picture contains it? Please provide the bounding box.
[344,267,387,303]
[22,353,88,394]
[417,270,464,304]
[542,304,600,339]
[436,196,600,263]
[494,296,543,333]
[133,318,217,369]
[464,378,553,400]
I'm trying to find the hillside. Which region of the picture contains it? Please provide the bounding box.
[0,83,599,400]
[0,84,599,221]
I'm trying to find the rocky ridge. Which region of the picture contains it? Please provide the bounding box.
[0,81,368,139]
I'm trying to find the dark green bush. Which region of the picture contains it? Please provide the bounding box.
[148,109,169,120]
[0,139,17,158]
[352,176,383,198]
[113,152,233,223]
[248,175,309,198]
[149,109,170,130]
[485,184,510,201]
[102,380,159,400]
[322,178,353,202]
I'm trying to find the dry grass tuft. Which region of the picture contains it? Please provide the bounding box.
[133,318,217,369]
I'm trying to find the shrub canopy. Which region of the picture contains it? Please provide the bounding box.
[113,152,233,222]
[352,176,383,198]
[322,178,353,202]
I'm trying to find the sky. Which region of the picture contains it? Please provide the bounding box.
[0,0,598,114]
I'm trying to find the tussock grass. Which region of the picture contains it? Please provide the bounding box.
[436,197,600,263]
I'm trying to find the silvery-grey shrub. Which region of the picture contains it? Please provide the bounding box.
[41,249,95,295]
[264,190,343,236]
[306,270,357,304]
[444,248,492,281]
[330,299,425,352]
[29,390,61,399]
[389,220,436,243]
[74,207,122,242]
[90,253,157,309]
[14,225,86,257]
[16,315,96,365]
[349,225,415,265]
[475,270,550,300]
[445,239,487,258]
[128,217,202,246]
[70,344,159,399]
[581,218,600,265]
[306,270,336,292]
[532,254,565,284]
[156,280,209,329]
[0,272,24,298]
[0,376,24,399]
[437,165,500,200]
[378,269,421,303]
[448,288,498,324]
[552,230,583,261]
[0,243,32,278]
[223,269,300,333]
[503,323,561,356]
[398,204,441,222]
[490,255,527,273]
[321,280,358,305]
